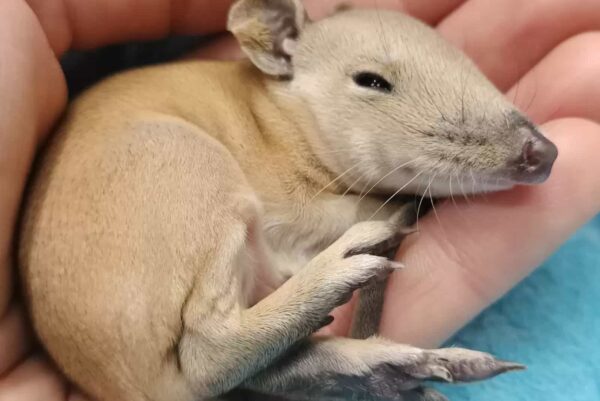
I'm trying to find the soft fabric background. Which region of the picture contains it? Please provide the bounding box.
[62,38,600,401]
[442,214,600,401]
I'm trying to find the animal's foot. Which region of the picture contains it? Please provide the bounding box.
[239,337,522,401]
[417,348,525,383]
[336,342,525,400]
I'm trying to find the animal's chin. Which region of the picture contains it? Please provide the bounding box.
[425,172,556,197]
[416,174,518,197]
[382,170,548,199]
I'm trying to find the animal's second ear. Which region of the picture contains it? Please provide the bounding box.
[227,0,308,77]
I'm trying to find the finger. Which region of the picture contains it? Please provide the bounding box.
[27,0,466,57]
[0,357,67,401]
[379,118,600,348]
[303,0,465,25]
[437,0,600,91]
[190,0,467,61]
[0,1,66,314]
[395,0,466,25]
[0,305,32,376]
[26,0,234,55]
[190,34,244,61]
[507,32,600,125]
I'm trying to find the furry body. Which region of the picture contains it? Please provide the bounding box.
[19,2,557,400]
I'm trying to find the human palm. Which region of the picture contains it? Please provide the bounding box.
[1,0,600,399]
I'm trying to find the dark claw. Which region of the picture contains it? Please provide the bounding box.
[344,232,404,259]
[317,315,335,329]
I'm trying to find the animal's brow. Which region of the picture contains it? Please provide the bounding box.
[350,55,402,68]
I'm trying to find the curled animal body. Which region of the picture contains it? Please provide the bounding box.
[19,1,557,400]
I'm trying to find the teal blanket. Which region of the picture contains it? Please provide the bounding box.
[442,214,600,400]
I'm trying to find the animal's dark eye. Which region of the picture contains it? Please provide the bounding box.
[353,72,393,93]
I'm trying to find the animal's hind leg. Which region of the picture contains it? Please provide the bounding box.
[238,337,523,401]
[178,214,418,399]
[350,200,419,340]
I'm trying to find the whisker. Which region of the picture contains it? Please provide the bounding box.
[512,77,522,106]
[358,174,375,199]
[525,73,539,113]
[449,171,458,209]
[368,170,425,220]
[342,172,365,197]
[307,163,360,204]
[428,174,453,253]
[428,175,442,227]
[450,170,470,222]
[360,157,422,201]
[416,173,435,232]
[469,168,477,197]
[460,61,467,124]
[458,171,471,204]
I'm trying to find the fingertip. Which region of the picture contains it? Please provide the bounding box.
[381,117,600,347]
[28,0,236,56]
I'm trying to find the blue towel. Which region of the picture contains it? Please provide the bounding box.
[439,214,600,400]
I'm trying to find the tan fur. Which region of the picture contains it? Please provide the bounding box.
[19,2,554,401]
[20,59,400,401]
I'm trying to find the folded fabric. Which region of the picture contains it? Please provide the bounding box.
[441,214,600,401]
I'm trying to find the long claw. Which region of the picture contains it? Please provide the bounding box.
[496,360,527,373]
[428,366,454,383]
[426,348,526,383]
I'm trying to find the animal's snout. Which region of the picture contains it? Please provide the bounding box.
[510,128,558,184]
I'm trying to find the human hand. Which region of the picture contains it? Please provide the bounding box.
[1,1,599,400]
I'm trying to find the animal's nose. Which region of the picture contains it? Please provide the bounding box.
[511,133,558,184]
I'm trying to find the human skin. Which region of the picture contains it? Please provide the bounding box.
[1,0,600,399]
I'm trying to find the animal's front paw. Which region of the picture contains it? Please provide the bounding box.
[306,251,401,311]
[309,213,414,307]
[337,214,415,260]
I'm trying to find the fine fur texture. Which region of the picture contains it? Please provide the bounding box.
[19,2,557,401]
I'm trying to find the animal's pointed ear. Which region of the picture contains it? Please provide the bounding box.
[227,0,308,78]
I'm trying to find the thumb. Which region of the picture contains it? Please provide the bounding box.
[380,118,600,347]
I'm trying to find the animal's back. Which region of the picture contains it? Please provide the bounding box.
[19,61,259,401]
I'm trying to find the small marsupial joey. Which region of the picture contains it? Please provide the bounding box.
[19,1,557,400]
